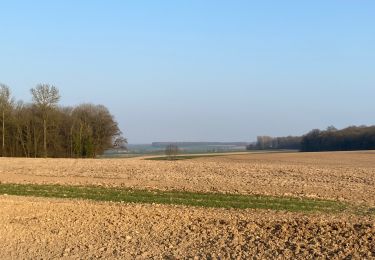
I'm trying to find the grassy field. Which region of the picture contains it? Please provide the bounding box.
[0,183,349,213]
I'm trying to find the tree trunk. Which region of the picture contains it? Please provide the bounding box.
[43,118,47,158]
[33,126,37,158]
[2,110,4,157]
[16,126,28,157]
[70,125,74,158]
[79,123,83,157]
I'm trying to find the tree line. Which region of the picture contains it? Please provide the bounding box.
[247,125,375,152]
[0,83,126,158]
[246,136,302,150]
[300,125,375,152]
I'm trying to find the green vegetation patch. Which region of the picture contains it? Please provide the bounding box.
[0,183,349,213]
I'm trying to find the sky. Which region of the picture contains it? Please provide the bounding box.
[0,1,374,143]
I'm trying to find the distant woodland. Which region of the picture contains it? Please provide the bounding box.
[247,136,302,150]
[0,83,126,158]
[247,126,375,152]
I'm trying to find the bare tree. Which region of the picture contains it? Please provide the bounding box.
[30,84,60,157]
[71,104,122,157]
[0,84,123,158]
[113,136,127,150]
[165,144,179,160]
[0,84,12,156]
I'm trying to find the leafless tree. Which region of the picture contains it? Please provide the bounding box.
[0,83,122,158]
[0,84,13,156]
[71,103,122,157]
[165,144,179,160]
[114,136,127,150]
[30,84,60,157]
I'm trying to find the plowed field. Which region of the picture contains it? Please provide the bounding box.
[0,151,374,259]
[1,151,374,205]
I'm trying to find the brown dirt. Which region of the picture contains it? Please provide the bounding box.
[0,151,374,205]
[0,196,374,259]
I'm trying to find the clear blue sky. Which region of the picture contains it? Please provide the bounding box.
[1,1,374,143]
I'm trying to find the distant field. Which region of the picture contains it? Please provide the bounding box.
[104,142,251,157]
[101,149,298,159]
[144,154,226,161]
[144,149,300,160]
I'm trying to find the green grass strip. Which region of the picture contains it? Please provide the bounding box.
[0,183,350,213]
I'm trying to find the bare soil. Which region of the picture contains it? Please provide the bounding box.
[1,151,374,258]
[0,196,374,259]
[0,151,374,205]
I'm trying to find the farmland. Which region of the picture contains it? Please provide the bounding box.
[1,151,374,205]
[0,151,374,258]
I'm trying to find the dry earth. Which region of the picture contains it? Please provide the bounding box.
[0,151,374,205]
[0,151,375,258]
[0,196,374,259]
